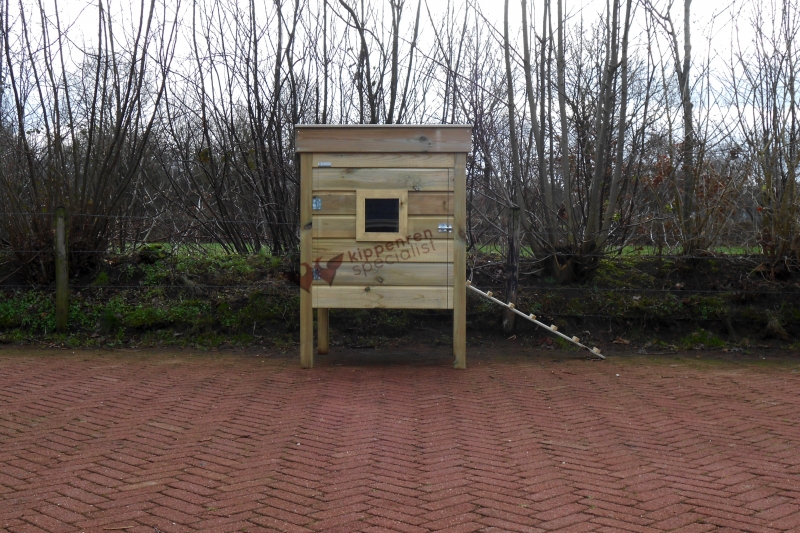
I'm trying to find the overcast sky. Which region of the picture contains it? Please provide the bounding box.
[51,0,739,58]
[37,0,751,112]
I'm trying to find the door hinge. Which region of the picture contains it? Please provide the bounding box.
[312,197,322,210]
[438,223,453,233]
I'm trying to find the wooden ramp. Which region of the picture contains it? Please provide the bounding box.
[466,281,605,360]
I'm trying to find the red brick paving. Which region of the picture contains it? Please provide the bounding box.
[1,347,799,532]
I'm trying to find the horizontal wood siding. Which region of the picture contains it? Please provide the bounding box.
[312,286,452,309]
[313,215,453,239]
[296,125,472,153]
[310,192,355,214]
[313,168,452,191]
[407,192,453,215]
[312,153,455,168]
[312,238,452,263]
[311,192,453,215]
[312,262,453,286]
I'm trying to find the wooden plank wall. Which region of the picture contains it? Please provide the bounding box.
[310,153,454,311]
[313,168,451,190]
[310,192,454,216]
[313,215,450,239]
[296,127,472,153]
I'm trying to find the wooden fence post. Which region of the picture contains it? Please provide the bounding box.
[502,205,520,334]
[55,206,68,333]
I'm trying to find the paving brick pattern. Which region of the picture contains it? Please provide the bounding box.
[1,348,799,532]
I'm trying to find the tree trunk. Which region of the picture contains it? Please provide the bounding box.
[322,0,328,123]
[599,0,633,244]
[680,0,695,253]
[397,0,421,123]
[584,0,620,259]
[386,0,401,124]
[503,0,523,331]
[503,206,521,333]
[556,0,575,239]
[521,0,555,251]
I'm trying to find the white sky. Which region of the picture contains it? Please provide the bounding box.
[47,0,741,60]
[18,0,757,119]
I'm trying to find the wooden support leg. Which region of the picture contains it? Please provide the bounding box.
[453,299,466,369]
[453,153,467,369]
[299,153,313,368]
[300,284,313,368]
[317,308,329,355]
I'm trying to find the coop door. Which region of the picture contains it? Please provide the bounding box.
[356,190,408,242]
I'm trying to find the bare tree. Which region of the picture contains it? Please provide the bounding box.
[0,0,774,291]
[646,0,698,252]
[501,0,523,332]
[730,0,800,261]
[0,0,178,282]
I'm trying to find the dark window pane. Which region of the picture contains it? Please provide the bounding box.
[365,198,399,232]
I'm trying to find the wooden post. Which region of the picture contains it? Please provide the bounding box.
[503,205,520,333]
[318,308,329,354]
[300,154,314,368]
[453,154,467,369]
[55,206,68,334]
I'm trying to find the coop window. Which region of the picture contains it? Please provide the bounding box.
[365,199,399,233]
[356,189,408,241]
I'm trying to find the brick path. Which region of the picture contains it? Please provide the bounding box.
[1,347,799,532]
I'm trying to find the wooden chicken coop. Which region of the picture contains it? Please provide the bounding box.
[295,125,472,369]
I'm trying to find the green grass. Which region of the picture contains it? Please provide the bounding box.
[616,245,761,256]
[472,244,763,259]
[0,245,794,349]
[0,247,301,347]
[679,329,726,349]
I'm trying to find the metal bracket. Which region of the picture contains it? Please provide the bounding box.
[317,162,332,167]
[312,197,322,210]
[312,268,321,280]
[438,223,453,233]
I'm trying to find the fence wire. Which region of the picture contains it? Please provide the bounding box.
[0,283,795,296]
[0,212,297,225]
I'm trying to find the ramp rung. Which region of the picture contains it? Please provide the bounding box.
[467,281,605,360]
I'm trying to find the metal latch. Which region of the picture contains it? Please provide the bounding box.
[312,267,321,280]
[438,223,453,233]
[312,197,322,210]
